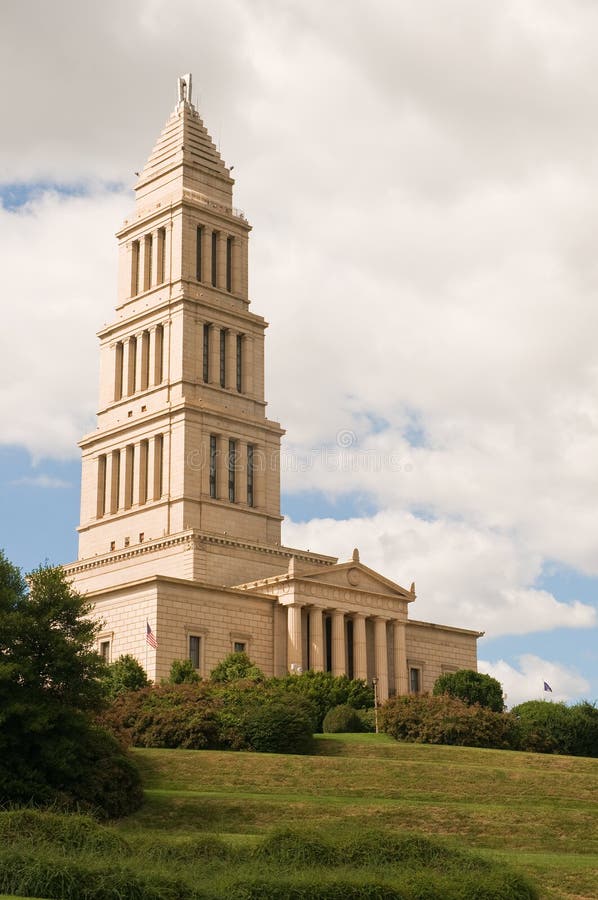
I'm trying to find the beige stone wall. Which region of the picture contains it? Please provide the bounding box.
[405,620,479,694]
[91,583,159,680]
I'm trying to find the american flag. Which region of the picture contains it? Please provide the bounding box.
[146,621,158,649]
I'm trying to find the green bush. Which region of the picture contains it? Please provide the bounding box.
[217,683,315,754]
[271,670,374,732]
[99,683,223,750]
[256,826,337,866]
[323,704,364,733]
[380,694,518,749]
[168,658,201,684]
[102,654,149,699]
[209,651,265,683]
[433,670,505,712]
[512,700,598,757]
[354,708,376,733]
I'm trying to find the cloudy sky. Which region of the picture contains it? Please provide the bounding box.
[1,0,597,707]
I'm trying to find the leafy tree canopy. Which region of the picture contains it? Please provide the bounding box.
[209,651,265,684]
[102,654,149,698]
[433,669,505,712]
[0,551,142,815]
[169,658,202,684]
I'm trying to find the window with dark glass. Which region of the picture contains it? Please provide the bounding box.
[409,667,421,694]
[220,329,226,387]
[203,323,210,382]
[247,444,254,508]
[189,635,201,669]
[226,236,233,292]
[211,231,218,287]
[196,226,203,280]
[100,641,111,663]
[209,435,217,498]
[158,227,166,283]
[228,439,236,502]
[236,334,243,392]
[233,641,246,653]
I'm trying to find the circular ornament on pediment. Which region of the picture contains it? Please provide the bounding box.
[347,567,361,586]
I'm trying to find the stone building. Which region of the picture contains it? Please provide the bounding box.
[65,75,482,700]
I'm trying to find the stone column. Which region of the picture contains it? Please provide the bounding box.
[240,234,248,299]
[393,620,408,696]
[202,227,212,286]
[287,603,303,673]
[309,607,324,672]
[373,618,389,702]
[331,610,346,677]
[150,230,160,288]
[231,236,241,295]
[138,439,149,505]
[242,335,254,396]
[107,450,119,513]
[352,613,368,681]
[216,434,228,501]
[123,336,135,396]
[208,325,220,385]
[136,331,147,392]
[253,443,265,509]
[225,330,237,390]
[217,231,227,290]
[237,442,248,504]
[132,441,142,506]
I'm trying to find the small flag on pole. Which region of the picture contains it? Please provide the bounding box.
[543,681,552,693]
[146,621,158,649]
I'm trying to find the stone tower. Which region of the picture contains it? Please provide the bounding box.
[75,75,310,589]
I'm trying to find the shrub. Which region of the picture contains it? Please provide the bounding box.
[99,683,222,750]
[256,827,337,866]
[102,654,149,699]
[354,708,376,733]
[323,704,364,733]
[272,670,374,732]
[433,670,505,712]
[209,651,265,683]
[512,700,598,757]
[380,694,518,749]
[168,658,201,684]
[217,683,315,754]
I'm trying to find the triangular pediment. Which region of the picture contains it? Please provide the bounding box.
[300,560,414,601]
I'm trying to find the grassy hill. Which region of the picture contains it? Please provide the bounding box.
[109,733,597,899]
[2,733,596,899]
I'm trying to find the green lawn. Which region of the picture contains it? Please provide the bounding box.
[112,734,596,899]
[2,735,596,899]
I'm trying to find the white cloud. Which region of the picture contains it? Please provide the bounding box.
[283,511,597,638]
[1,2,597,669]
[479,654,591,707]
[10,475,72,489]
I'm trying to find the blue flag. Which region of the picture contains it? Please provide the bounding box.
[543,681,553,692]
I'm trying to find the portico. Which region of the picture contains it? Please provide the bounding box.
[235,549,413,700]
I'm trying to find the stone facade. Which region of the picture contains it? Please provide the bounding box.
[65,75,482,699]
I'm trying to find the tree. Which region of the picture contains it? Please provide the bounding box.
[272,671,374,732]
[512,699,598,757]
[209,651,265,683]
[0,553,142,815]
[433,669,505,712]
[169,658,201,684]
[102,654,150,698]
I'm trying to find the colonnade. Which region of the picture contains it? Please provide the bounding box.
[131,227,167,297]
[114,324,164,402]
[202,323,253,395]
[286,604,408,701]
[208,434,263,508]
[97,434,164,518]
[196,224,246,297]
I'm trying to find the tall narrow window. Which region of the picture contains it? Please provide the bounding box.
[100,641,111,663]
[209,435,217,498]
[228,439,236,503]
[97,454,107,518]
[154,434,164,499]
[154,324,164,384]
[112,449,121,512]
[226,236,233,292]
[145,233,153,290]
[220,329,226,388]
[211,231,218,287]
[247,444,254,508]
[139,439,149,505]
[203,324,210,383]
[131,240,140,296]
[114,341,124,401]
[189,635,201,669]
[409,667,421,694]
[236,334,243,392]
[196,226,203,281]
[157,227,166,283]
